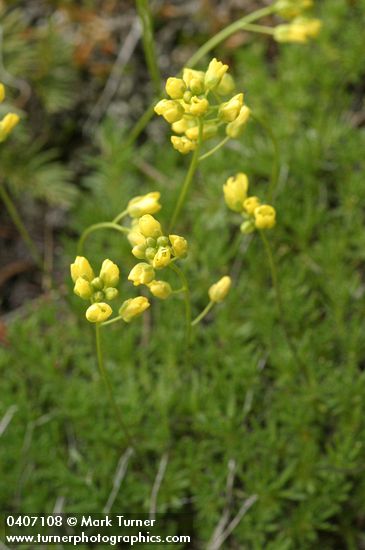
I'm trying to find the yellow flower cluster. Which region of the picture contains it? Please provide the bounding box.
[154,58,250,154]
[274,17,322,43]
[70,256,150,323]
[223,173,276,231]
[0,83,20,143]
[127,214,188,300]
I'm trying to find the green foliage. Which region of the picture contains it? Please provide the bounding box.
[2,1,365,548]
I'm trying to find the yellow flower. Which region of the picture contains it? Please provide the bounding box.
[189,96,209,117]
[216,73,235,96]
[138,214,162,238]
[209,276,232,303]
[74,277,93,300]
[70,256,94,283]
[169,235,188,258]
[243,196,261,215]
[165,77,186,99]
[132,244,147,260]
[185,123,217,141]
[154,99,184,123]
[182,68,205,94]
[119,296,150,322]
[254,205,276,229]
[171,116,195,134]
[219,93,244,123]
[127,192,161,218]
[275,0,313,18]
[204,58,229,90]
[226,105,250,138]
[223,173,249,212]
[148,280,172,300]
[85,302,112,323]
[274,17,322,43]
[128,229,146,247]
[171,135,197,154]
[0,84,5,103]
[128,262,155,286]
[153,247,171,269]
[0,113,20,142]
[99,259,119,288]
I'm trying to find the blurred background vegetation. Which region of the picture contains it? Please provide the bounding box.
[1,0,365,548]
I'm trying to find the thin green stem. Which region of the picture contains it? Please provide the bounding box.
[169,120,202,232]
[191,301,215,326]
[0,183,42,269]
[112,209,129,224]
[242,23,275,35]
[259,231,314,386]
[199,136,230,162]
[136,0,162,95]
[250,112,280,202]
[185,5,276,68]
[101,315,123,327]
[169,263,192,343]
[78,222,129,255]
[95,324,134,446]
[124,5,276,148]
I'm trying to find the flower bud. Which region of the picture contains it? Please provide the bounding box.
[138,214,162,238]
[226,106,250,138]
[145,247,157,260]
[0,113,20,142]
[171,116,195,135]
[154,99,184,123]
[243,196,261,215]
[185,123,218,141]
[171,136,197,155]
[128,229,146,247]
[0,84,5,103]
[119,297,150,322]
[153,247,171,269]
[204,58,229,90]
[254,205,276,229]
[189,96,209,117]
[85,302,112,323]
[165,77,186,99]
[157,236,169,247]
[274,17,322,43]
[74,277,93,300]
[209,276,232,303]
[182,68,205,94]
[70,256,94,283]
[91,277,104,290]
[240,220,256,234]
[93,291,105,302]
[132,244,147,260]
[216,73,235,95]
[99,259,119,287]
[148,280,172,300]
[169,235,188,258]
[219,93,244,123]
[274,0,313,19]
[104,287,119,300]
[128,263,155,286]
[127,192,161,218]
[223,173,249,212]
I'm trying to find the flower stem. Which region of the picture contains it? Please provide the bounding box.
[199,136,230,162]
[259,231,314,386]
[169,263,192,343]
[250,112,280,202]
[136,0,162,95]
[78,222,129,255]
[112,209,129,224]
[101,315,123,327]
[191,301,214,326]
[0,182,43,269]
[95,324,134,446]
[169,121,202,232]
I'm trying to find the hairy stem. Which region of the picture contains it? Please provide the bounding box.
[191,301,214,326]
[136,0,162,95]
